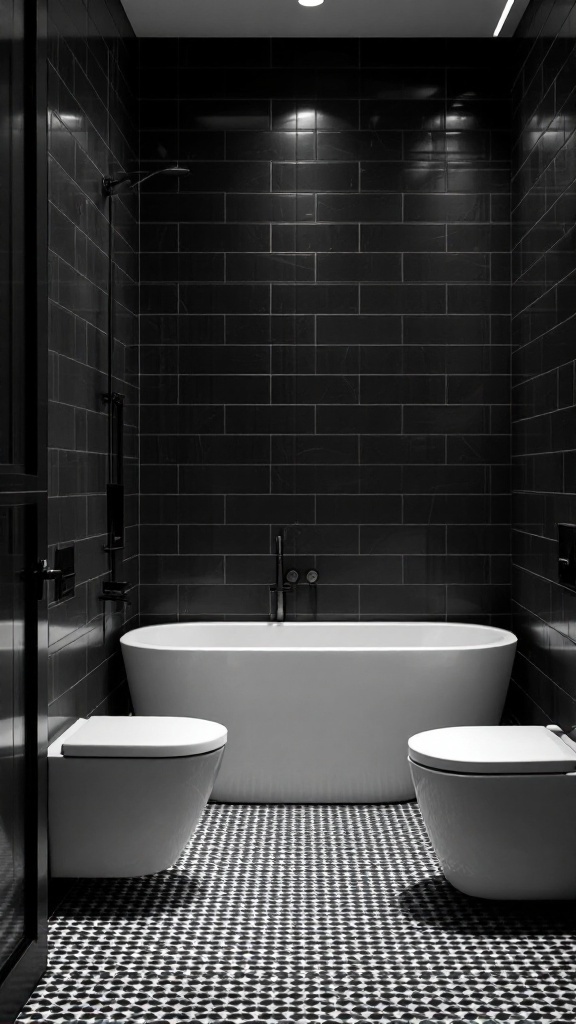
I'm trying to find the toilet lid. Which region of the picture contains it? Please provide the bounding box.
[408,726,576,774]
[60,716,227,758]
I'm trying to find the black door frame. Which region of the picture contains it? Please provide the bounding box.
[0,0,49,1016]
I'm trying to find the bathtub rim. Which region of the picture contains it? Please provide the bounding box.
[120,621,517,654]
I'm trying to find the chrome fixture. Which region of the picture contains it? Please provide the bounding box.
[270,533,298,622]
[306,569,319,584]
[102,165,190,196]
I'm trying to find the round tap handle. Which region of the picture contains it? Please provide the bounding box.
[306,569,319,584]
[285,569,299,584]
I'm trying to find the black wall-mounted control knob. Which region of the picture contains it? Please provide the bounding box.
[306,569,319,584]
[285,569,299,584]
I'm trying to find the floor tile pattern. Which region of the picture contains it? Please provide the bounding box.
[18,803,576,1023]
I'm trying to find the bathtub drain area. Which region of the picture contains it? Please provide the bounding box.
[17,803,575,1023]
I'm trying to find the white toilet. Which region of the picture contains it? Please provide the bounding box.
[48,716,227,877]
[408,724,576,900]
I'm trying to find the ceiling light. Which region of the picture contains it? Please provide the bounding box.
[298,0,324,6]
[493,0,515,36]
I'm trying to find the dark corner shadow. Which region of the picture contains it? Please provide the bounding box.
[55,865,204,921]
[397,875,576,936]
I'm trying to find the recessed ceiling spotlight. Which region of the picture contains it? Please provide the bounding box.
[298,0,324,6]
[493,0,515,36]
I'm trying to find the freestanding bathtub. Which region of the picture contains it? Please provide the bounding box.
[121,622,517,804]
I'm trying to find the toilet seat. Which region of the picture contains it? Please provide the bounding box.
[55,715,227,758]
[408,725,576,775]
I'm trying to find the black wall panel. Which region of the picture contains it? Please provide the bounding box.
[138,38,513,624]
[508,0,576,727]
[47,0,138,731]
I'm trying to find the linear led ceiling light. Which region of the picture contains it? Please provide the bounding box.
[298,0,324,6]
[494,0,515,36]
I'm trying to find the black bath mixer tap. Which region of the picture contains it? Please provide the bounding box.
[270,533,298,622]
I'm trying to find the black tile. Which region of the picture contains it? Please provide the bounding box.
[179,284,270,314]
[179,374,269,404]
[273,224,358,253]
[140,555,224,585]
[316,555,402,584]
[360,375,445,404]
[360,161,446,192]
[179,346,270,375]
[226,253,315,282]
[180,100,270,131]
[179,525,270,553]
[361,284,445,314]
[317,193,402,222]
[403,405,490,434]
[273,163,359,192]
[141,435,270,464]
[317,131,402,161]
[179,585,270,616]
[272,375,359,405]
[360,524,446,555]
[404,193,491,222]
[404,494,492,524]
[139,193,225,223]
[361,100,445,131]
[317,253,401,282]
[360,584,446,616]
[271,39,359,68]
[271,465,361,494]
[272,285,358,315]
[360,435,446,464]
[227,495,315,524]
[317,315,402,346]
[226,131,315,161]
[361,224,446,252]
[226,406,315,434]
[282,524,359,554]
[316,495,401,523]
[404,253,489,282]
[403,314,490,345]
[448,284,510,314]
[140,253,224,282]
[180,161,270,193]
[140,525,179,554]
[179,39,271,68]
[140,405,224,433]
[140,495,225,524]
[272,435,357,464]
[179,466,270,494]
[180,223,270,252]
[273,346,317,373]
[140,464,179,494]
[226,193,315,222]
[317,406,401,434]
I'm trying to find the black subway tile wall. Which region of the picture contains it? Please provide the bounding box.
[508,0,576,727]
[47,0,138,734]
[138,39,513,623]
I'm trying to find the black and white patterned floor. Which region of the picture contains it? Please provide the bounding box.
[18,803,576,1024]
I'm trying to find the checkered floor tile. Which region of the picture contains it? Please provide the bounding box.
[17,802,576,1023]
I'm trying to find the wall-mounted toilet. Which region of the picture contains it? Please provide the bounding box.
[48,716,227,878]
[409,724,576,900]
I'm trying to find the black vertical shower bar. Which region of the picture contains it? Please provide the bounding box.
[99,186,130,620]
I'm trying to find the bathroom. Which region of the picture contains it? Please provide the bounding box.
[1,0,576,1017]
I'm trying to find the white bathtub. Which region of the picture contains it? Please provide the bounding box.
[121,621,517,804]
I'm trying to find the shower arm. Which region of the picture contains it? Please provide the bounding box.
[102,166,190,196]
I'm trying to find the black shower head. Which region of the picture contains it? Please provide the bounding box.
[102,166,190,196]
